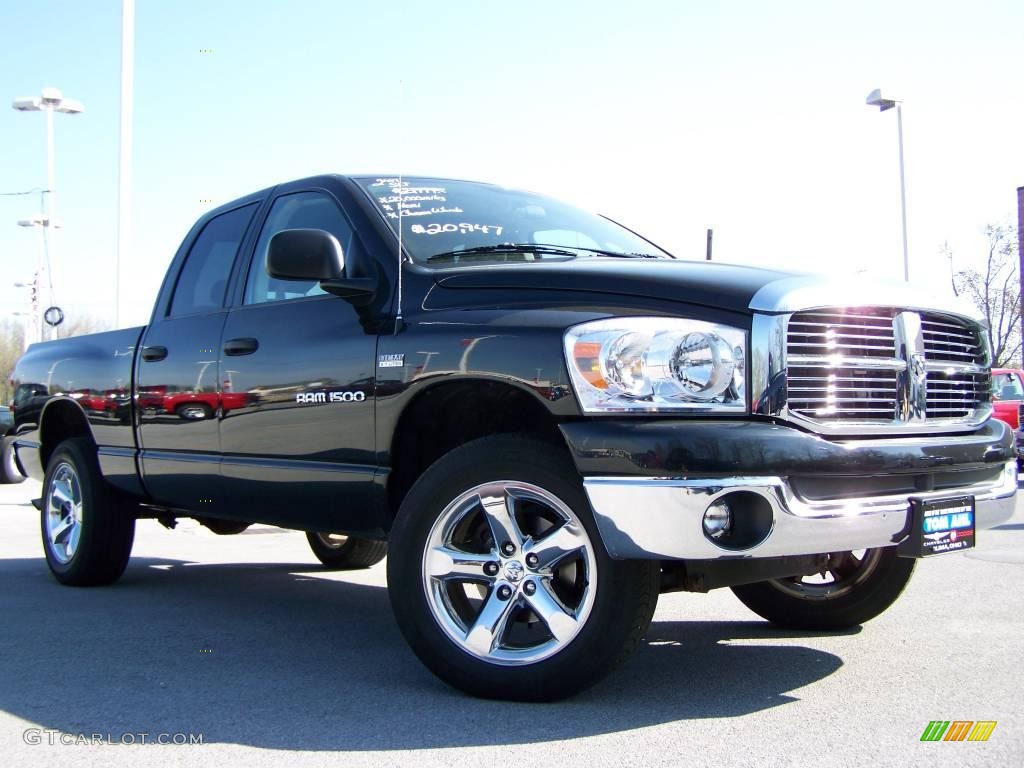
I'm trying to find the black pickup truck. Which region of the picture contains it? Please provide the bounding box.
[9,174,1016,701]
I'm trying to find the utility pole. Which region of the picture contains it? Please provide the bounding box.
[706,228,713,261]
[117,0,135,329]
[1017,186,1023,363]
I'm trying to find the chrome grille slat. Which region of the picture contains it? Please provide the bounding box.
[784,309,989,426]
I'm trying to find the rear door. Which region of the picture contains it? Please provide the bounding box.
[216,188,380,533]
[136,203,257,510]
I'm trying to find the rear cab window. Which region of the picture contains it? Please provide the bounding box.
[168,204,257,317]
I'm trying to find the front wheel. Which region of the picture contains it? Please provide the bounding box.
[731,547,915,630]
[387,434,660,701]
[41,438,135,586]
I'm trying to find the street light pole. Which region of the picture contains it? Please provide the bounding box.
[118,0,136,330]
[866,88,909,282]
[12,87,84,339]
[895,104,909,283]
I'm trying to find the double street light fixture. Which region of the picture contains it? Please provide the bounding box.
[866,88,909,282]
[11,87,83,339]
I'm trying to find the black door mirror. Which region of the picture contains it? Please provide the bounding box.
[266,227,377,302]
[267,228,345,281]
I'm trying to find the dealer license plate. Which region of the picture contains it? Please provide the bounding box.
[900,496,976,557]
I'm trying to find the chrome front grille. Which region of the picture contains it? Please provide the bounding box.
[925,371,988,418]
[779,307,990,433]
[786,309,896,358]
[920,313,984,364]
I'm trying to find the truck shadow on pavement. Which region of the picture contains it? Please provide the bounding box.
[0,555,847,751]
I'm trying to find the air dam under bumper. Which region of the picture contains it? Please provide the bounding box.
[561,420,1017,560]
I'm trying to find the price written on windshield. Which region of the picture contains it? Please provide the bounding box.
[410,223,504,236]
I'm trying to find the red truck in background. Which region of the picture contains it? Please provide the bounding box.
[991,368,1024,429]
[991,368,1024,466]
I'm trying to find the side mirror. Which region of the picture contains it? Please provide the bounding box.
[267,228,344,281]
[266,228,376,301]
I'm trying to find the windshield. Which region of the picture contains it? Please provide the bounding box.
[356,177,670,264]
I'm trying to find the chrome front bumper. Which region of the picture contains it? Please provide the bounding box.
[583,460,1018,560]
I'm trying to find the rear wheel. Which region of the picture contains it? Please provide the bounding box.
[731,547,915,629]
[198,517,251,535]
[306,532,387,569]
[41,438,135,586]
[387,434,659,701]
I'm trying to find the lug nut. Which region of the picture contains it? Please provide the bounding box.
[523,580,537,596]
[525,553,539,568]
[483,561,499,576]
[497,585,513,600]
[501,542,516,556]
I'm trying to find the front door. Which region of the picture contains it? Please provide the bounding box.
[216,190,379,533]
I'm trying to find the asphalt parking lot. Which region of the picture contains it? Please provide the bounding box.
[1,478,1021,767]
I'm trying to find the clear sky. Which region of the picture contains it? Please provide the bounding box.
[1,0,1021,328]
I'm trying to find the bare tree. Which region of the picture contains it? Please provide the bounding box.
[953,225,1021,367]
[55,314,110,340]
[0,319,26,405]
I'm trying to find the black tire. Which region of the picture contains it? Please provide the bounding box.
[1,436,26,484]
[198,518,252,535]
[306,531,387,569]
[40,438,135,586]
[731,547,915,630]
[387,434,660,702]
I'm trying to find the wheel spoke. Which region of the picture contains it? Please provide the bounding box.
[524,522,587,570]
[478,491,523,551]
[427,546,495,582]
[524,581,580,642]
[50,482,72,510]
[464,588,517,655]
[65,521,81,557]
[51,515,75,543]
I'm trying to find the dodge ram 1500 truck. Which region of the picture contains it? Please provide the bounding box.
[10,174,1017,701]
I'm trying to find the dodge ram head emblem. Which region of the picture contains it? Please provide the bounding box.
[910,352,927,382]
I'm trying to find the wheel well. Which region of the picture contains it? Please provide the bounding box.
[387,380,565,523]
[39,399,94,469]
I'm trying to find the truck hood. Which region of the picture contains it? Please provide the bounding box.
[432,258,794,314]
[431,258,981,318]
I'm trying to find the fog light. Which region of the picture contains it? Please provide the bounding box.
[703,500,733,539]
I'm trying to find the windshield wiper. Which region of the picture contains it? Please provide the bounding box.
[543,245,666,259]
[425,244,579,263]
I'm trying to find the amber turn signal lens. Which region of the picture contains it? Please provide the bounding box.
[573,341,607,388]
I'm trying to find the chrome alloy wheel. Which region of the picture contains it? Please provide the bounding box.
[316,532,349,548]
[422,480,597,666]
[769,549,884,601]
[45,461,84,564]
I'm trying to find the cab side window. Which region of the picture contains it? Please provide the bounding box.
[168,204,257,317]
[244,192,355,305]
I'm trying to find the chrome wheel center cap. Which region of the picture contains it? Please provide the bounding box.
[503,560,525,583]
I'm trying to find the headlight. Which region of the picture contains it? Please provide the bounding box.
[564,317,747,413]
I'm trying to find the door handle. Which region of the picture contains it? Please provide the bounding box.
[224,337,259,356]
[141,345,168,362]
